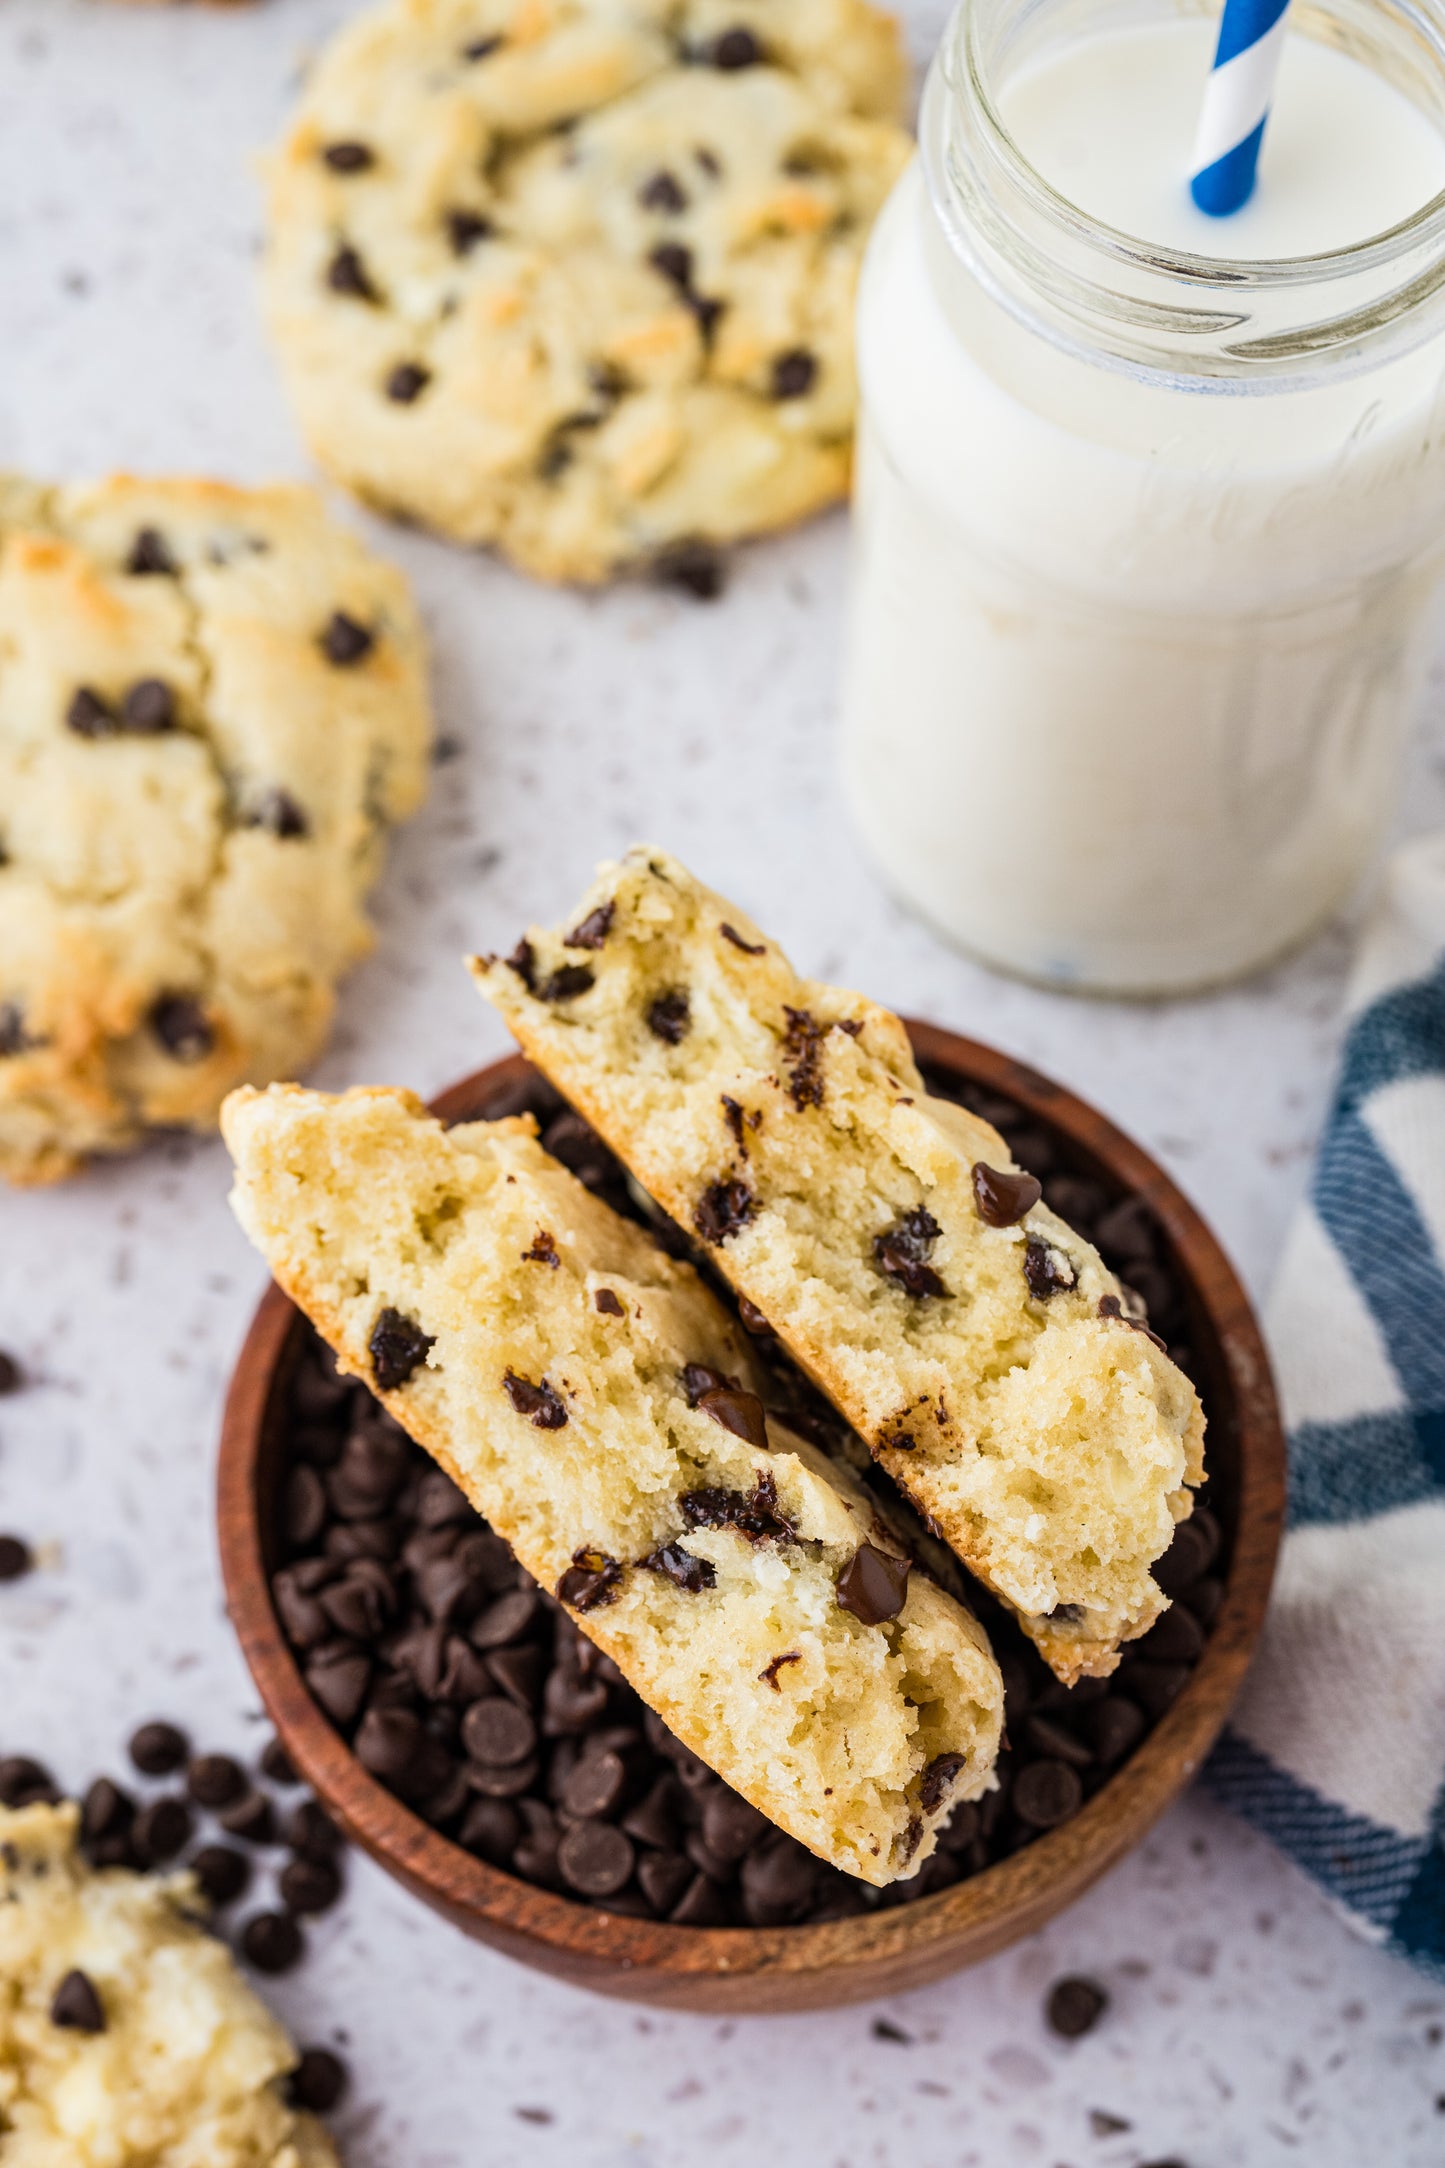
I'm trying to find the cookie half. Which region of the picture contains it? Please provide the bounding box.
[260,0,912,582]
[470,848,1207,1684]
[0,475,431,1186]
[223,1082,1004,1885]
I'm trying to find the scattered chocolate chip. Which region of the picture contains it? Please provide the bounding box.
[736,1297,772,1336]
[320,611,375,666]
[280,1856,342,1916]
[132,1796,193,1865]
[80,1777,133,1844]
[711,25,763,67]
[0,1534,34,1582]
[770,348,817,400]
[647,989,691,1043]
[126,527,176,576]
[972,1162,1043,1227]
[187,1754,247,1810]
[653,540,725,600]
[640,1542,715,1593]
[260,1737,299,1786]
[836,1542,910,1626]
[565,904,614,952]
[287,2047,349,2114]
[241,1910,304,1974]
[594,1288,625,1316]
[0,1008,32,1059]
[874,1207,950,1299]
[286,1800,341,1862]
[369,1307,435,1392]
[1023,1238,1076,1300]
[694,1177,753,1243]
[128,1722,189,1777]
[150,994,213,1063]
[249,788,309,839]
[0,1756,59,1808]
[326,244,378,301]
[191,1844,251,1906]
[121,677,175,733]
[556,1547,623,1612]
[697,1384,768,1449]
[385,361,432,404]
[503,1370,568,1429]
[323,141,375,173]
[1046,1974,1109,2038]
[1013,1759,1084,1829]
[218,1791,276,1845]
[0,1351,22,1394]
[51,1969,106,2033]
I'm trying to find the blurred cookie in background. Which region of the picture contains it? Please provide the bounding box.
[0,475,431,1186]
[261,0,913,584]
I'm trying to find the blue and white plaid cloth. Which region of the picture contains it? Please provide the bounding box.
[1208,835,1445,1980]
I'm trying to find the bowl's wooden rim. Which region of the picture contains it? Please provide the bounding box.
[218,1024,1286,2011]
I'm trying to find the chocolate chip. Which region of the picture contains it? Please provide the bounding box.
[536,962,595,1002]
[681,1468,795,1546]
[463,33,504,58]
[646,989,691,1044]
[305,1649,372,1726]
[129,1721,189,1777]
[81,1777,134,1844]
[0,1351,22,1394]
[249,788,309,839]
[1141,1603,1205,1663]
[594,1288,625,1317]
[694,1177,753,1243]
[697,1384,768,1449]
[126,526,176,576]
[462,1697,536,1767]
[286,1799,341,1861]
[260,1737,298,1786]
[1154,1511,1219,1596]
[836,1542,910,1626]
[368,1307,434,1391]
[1185,1574,1223,1627]
[874,1207,950,1299]
[191,1844,251,1906]
[287,2047,349,2114]
[150,993,213,1063]
[702,1789,768,1861]
[1046,1974,1109,2038]
[770,348,816,400]
[758,1650,802,1691]
[556,1547,623,1612]
[241,1910,304,1974]
[326,244,379,301]
[562,1747,630,1821]
[1126,1661,1191,1720]
[558,1819,634,1898]
[66,685,114,737]
[565,902,614,949]
[1022,1712,1094,1769]
[972,1162,1043,1227]
[121,677,175,733]
[320,611,375,666]
[0,1534,34,1581]
[503,1370,567,1429]
[132,1795,193,1865]
[385,361,431,403]
[637,1849,693,1913]
[187,1754,247,1810]
[1012,1759,1083,1829]
[218,1791,276,1845]
[284,1465,327,1549]
[640,1541,715,1593]
[653,541,725,600]
[447,208,495,253]
[51,1970,106,2034]
[280,1855,342,1916]
[649,240,694,290]
[1086,1696,1145,1764]
[711,25,763,67]
[920,1752,967,1814]
[1023,1238,1076,1300]
[741,1832,816,1924]
[639,169,688,213]
[0,1756,59,1807]
[324,140,375,173]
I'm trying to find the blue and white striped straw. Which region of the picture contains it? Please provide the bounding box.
[1190,0,1292,217]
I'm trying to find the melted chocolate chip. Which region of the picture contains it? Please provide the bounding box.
[720,922,766,955]
[150,994,213,1063]
[523,1230,560,1268]
[653,540,725,600]
[835,1541,910,1626]
[1023,1238,1076,1300]
[503,1370,568,1429]
[711,25,763,67]
[641,1542,716,1592]
[782,1007,829,1109]
[446,208,495,254]
[737,1297,772,1337]
[248,788,308,839]
[972,1162,1043,1228]
[126,526,176,576]
[51,1970,105,2034]
[1098,1293,1167,1350]
[320,611,375,666]
[326,244,379,301]
[594,1288,625,1316]
[566,902,614,949]
[369,1308,435,1391]
[385,362,432,403]
[694,1177,753,1244]
[681,1363,730,1406]
[697,1384,768,1450]
[556,1547,623,1611]
[323,141,375,173]
[679,1468,795,1546]
[873,1207,950,1300]
[537,963,594,1002]
[770,348,817,400]
[66,686,115,738]
[647,989,691,1042]
[758,1650,801,1690]
[919,1751,967,1814]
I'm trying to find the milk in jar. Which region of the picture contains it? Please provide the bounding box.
[842,0,1445,992]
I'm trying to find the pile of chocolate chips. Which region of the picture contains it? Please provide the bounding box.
[268,1066,1224,1928]
[0,1727,347,2113]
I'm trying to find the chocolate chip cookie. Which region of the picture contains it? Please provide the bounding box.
[0,474,431,1186]
[223,1082,1004,1883]
[260,0,912,581]
[470,849,1207,1683]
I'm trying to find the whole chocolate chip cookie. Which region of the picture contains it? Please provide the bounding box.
[260,0,912,582]
[0,475,431,1185]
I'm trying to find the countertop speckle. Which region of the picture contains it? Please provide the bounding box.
[2,4,1443,2162]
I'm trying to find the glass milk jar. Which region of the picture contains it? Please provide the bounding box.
[841,0,1445,994]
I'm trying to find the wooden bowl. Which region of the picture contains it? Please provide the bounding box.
[217,1023,1285,2013]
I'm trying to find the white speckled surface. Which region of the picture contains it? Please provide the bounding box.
[2,3,1444,2161]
